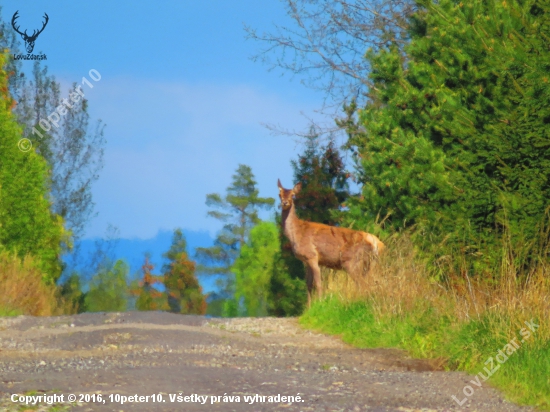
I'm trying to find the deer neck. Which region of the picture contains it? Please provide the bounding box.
[281,203,300,243]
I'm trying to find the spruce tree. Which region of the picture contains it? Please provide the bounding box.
[291,127,349,224]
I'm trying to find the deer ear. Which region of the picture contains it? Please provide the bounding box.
[293,182,302,194]
[277,179,283,189]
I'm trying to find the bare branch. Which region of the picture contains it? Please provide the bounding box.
[246,0,415,110]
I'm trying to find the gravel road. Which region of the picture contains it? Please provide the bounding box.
[0,312,533,411]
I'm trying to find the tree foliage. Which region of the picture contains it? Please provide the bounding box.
[134,255,168,311]
[291,127,349,224]
[0,52,66,283]
[344,0,550,275]
[195,165,275,304]
[268,243,308,316]
[233,221,279,317]
[0,9,105,290]
[0,12,105,241]
[84,259,128,313]
[14,63,105,241]
[163,229,206,315]
[58,272,86,313]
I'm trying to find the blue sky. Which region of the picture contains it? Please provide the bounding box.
[2,0,332,240]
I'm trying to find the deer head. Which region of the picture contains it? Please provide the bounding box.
[277,179,301,210]
[12,11,49,53]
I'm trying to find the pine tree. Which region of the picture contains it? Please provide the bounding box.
[195,165,275,311]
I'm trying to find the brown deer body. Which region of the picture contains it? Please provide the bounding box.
[278,180,384,307]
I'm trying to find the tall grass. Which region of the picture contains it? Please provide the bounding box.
[0,250,60,316]
[301,233,550,408]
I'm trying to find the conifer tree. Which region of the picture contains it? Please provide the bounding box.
[135,255,167,311]
[291,127,349,224]
[344,0,550,274]
[163,229,206,315]
[196,165,274,293]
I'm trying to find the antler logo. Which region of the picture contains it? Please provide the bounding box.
[11,11,49,53]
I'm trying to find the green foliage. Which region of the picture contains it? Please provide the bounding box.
[222,298,239,317]
[163,228,206,314]
[58,272,86,313]
[0,306,23,317]
[0,13,106,295]
[233,221,279,317]
[269,211,307,317]
[0,52,65,283]
[301,296,550,408]
[268,248,307,316]
[84,260,128,312]
[291,127,349,225]
[344,0,550,275]
[196,164,275,273]
[10,61,105,241]
[196,164,274,307]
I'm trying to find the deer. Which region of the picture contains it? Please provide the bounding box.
[278,179,384,307]
[11,11,49,54]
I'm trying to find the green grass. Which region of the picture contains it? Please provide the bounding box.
[0,305,23,317]
[300,295,550,409]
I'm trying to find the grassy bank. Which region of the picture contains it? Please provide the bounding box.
[0,250,60,317]
[300,236,550,409]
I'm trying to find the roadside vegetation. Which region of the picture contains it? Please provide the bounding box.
[301,232,550,408]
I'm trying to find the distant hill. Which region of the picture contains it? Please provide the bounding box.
[63,229,219,293]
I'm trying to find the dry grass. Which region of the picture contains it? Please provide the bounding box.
[322,233,550,341]
[0,250,60,316]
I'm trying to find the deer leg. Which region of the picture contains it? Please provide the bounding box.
[305,264,314,308]
[342,261,357,288]
[307,259,322,300]
[343,252,367,289]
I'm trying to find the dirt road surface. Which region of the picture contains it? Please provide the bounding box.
[0,312,533,411]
